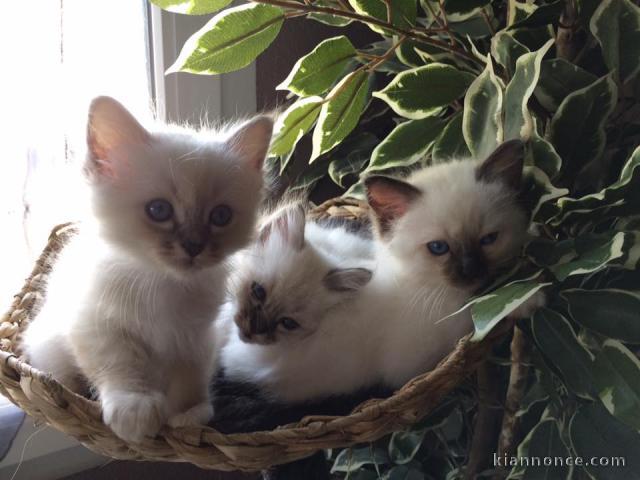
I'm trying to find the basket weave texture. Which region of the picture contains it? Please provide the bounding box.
[0,198,499,471]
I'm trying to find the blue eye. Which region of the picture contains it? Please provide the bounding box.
[427,240,450,256]
[280,317,300,331]
[210,204,233,227]
[480,232,499,246]
[251,281,266,302]
[145,199,173,222]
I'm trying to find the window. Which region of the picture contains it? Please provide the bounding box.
[0,0,153,304]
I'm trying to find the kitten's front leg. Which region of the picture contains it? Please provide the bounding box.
[100,386,169,443]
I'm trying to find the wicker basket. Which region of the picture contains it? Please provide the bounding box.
[0,198,504,471]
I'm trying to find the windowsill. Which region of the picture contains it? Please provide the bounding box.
[0,400,106,480]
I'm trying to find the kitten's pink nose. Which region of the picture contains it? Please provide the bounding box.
[181,240,205,258]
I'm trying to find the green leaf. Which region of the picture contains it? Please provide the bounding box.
[443,0,491,15]
[550,231,627,281]
[515,420,571,480]
[469,278,549,341]
[150,0,231,14]
[331,446,390,473]
[491,30,530,77]
[396,41,425,68]
[309,0,353,26]
[548,74,618,177]
[528,135,562,180]
[348,0,417,34]
[509,0,565,29]
[432,113,471,163]
[383,465,425,480]
[590,0,640,84]
[311,70,370,161]
[552,146,640,225]
[368,116,445,172]
[373,63,473,120]
[521,165,568,222]
[503,39,554,141]
[167,4,284,75]
[535,59,598,111]
[563,288,640,344]
[463,56,504,158]
[277,36,357,97]
[569,403,640,479]
[532,308,596,398]
[594,340,640,431]
[270,97,323,157]
[388,430,426,465]
[328,133,378,187]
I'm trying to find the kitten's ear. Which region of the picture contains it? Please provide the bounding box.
[323,268,373,292]
[227,115,274,171]
[476,139,525,190]
[258,203,306,250]
[87,96,149,174]
[365,175,421,236]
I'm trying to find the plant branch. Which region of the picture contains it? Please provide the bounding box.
[497,326,531,460]
[249,0,483,66]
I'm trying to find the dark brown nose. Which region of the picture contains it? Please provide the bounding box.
[459,254,487,280]
[181,240,205,258]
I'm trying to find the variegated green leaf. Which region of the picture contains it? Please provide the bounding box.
[383,466,424,480]
[151,0,231,14]
[521,165,568,222]
[503,39,554,141]
[368,117,445,172]
[535,59,597,111]
[550,231,628,281]
[348,0,417,34]
[511,420,571,480]
[529,135,562,179]
[594,340,640,431]
[563,288,640,343]
[328,133,378,187]
[443,0,491,15]
[469,279,549,341]
[532,308,596,399]
[331,446,390,473]
[388,430,426,465]
[432,113,471,164]
[167,4,284,75]
[463,56,503,158]
[311,71,370,161]
[491,30,529,77]
[553,146,640,225]
[569,403,640,478]
[309,0,353,26]
[277,36,357,97]
[270,97,323,157]
[509,0,565,29]
[590,0,640,84]
[548,74,618,178]
[373,64,473,119]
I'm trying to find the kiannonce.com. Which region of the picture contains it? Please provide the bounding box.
[493,453,626,468]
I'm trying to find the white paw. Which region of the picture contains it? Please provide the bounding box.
[102,390,168,443]
[509,291,546,319]
[168,402,213,428]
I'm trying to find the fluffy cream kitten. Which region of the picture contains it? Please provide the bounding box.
[22,96,272,442]
[220,140,535,402]
[218,203,374,398]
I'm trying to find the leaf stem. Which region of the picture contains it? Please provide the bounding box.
[249,0,483,66]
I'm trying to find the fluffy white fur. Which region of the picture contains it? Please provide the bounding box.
[220,142,537,402]
[22,96,272,442]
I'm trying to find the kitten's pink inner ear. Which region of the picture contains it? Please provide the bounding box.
[258,204,306,250]
[476,139,525,190]
[87,96,149,173]
[365,176,421,235]
[228,116,274,171]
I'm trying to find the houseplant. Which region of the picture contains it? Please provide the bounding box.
[153,0,640,477]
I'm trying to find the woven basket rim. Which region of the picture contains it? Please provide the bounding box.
[0,198,504,471]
